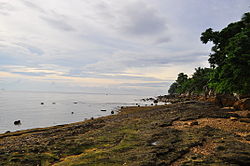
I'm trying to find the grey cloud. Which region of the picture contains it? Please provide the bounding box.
[41,16,75,31]
[64,70,162,81]
[122,2,167,36]
[155,37,171,44]
[12,72,54,77]
[21,0,45,13]
[121,82,171,88]
[120,51,208,68]
[0,2,15,15]
[16,43,44,55]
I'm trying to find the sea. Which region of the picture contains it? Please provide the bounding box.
[0,91,157,134]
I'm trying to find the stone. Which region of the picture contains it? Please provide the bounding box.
[218,94,237,107]
[230,117,238,121]
[234,98,250,110]
[190,121,199,126]
[14,120,21,125]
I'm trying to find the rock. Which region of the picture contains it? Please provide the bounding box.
[101,109,107,112]
[218,94,237,107]
[153,100,158,104]
[71,112,74,114]
[52,102,56,104]
[73,101,78,104]
[230,117,238,121]
[14,120,21,125]
[5,131,10,134]
[234,98,250,110]
[41,102,44,105]
[190,121,199,126]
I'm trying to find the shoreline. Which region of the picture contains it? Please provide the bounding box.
[0,100,250,165]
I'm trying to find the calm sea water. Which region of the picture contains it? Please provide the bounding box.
[0,91,154,134]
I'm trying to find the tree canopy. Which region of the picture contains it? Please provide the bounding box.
[169,12,250,95]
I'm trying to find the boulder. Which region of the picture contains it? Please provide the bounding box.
[234,98,250,110]
[218,94,237,107]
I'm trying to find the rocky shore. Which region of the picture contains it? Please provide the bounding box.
[0,98,250,166]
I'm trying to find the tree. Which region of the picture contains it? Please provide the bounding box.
[191,67,212,93]
[200,12,250,94]
[168,82,178,95]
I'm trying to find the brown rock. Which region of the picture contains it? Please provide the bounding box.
[190,121,199,126]
[234,98,250,110]
[230,117,238,121]
[218,94,237,107]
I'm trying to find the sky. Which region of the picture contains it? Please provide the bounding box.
[0,0,249,95]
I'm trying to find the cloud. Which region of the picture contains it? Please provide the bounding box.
[121,2,167,36]
[0,2,15,15]
[0,0,249,95]
[15,43,44,56]
[21,0,45,13]
[41,16,75,31]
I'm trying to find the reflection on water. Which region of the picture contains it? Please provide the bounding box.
[0,91,156,133]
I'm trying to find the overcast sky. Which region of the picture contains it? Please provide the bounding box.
[0,0,249,95]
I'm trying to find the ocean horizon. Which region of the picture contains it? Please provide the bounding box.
[0,90,156,134]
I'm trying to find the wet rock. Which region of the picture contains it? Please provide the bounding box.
[239,118,250,123]
[14,120,21,125]
[215,94,237,107]
[190,121,199,126]
[234,98,250,110]
[230,117,238,121]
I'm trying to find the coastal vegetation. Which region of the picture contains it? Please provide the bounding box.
[168,12,250,96]
[0,12,249,166]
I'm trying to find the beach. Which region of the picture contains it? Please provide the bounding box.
[0,100,250,165]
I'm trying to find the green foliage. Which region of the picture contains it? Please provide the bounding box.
[168,68,212,95]
[168,12,250,95]
[200,12,250,94]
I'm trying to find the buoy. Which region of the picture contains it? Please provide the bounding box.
[41,102,44,105]
[71,112,74,114]
[111,111,114,114]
